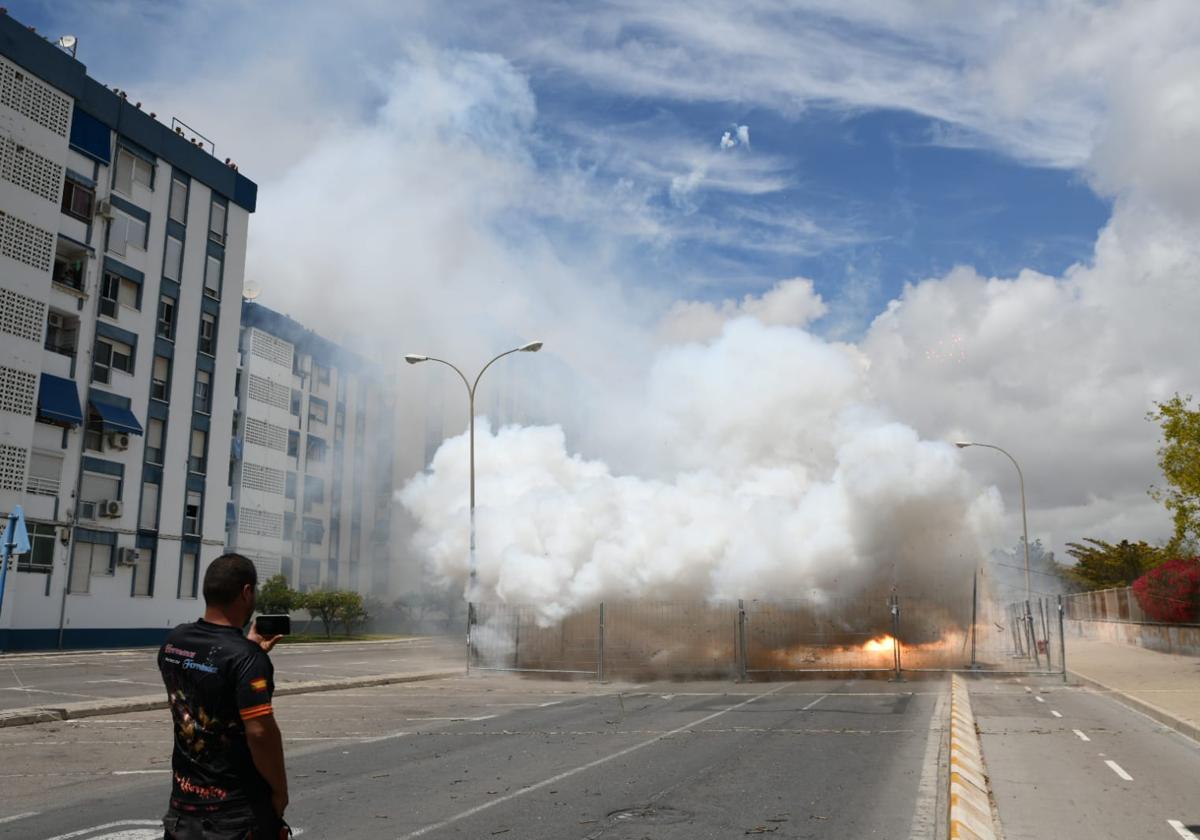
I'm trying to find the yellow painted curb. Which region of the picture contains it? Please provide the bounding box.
[948,675,998,840]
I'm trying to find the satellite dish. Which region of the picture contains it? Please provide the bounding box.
[242,281,262,301]
[56,35,77,56]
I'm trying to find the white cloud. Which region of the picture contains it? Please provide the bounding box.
[658,277,828,343]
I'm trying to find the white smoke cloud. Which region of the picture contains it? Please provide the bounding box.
[719,124,750,150]
[401,317,999,623]
[658,277,827,343]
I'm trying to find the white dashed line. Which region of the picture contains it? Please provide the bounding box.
[0,812,38,826]
[1168,819,1199,839]
[1104,760,1133,781]
[1072,729,1090,741]
[1050,710,1062,718]
[1035,696,1045,703]
[112,769,170,775]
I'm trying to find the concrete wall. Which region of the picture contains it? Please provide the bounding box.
[1066,618,1200,657]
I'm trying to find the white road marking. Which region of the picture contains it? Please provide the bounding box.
[1104,759,1133,781]
[1024,686,1032,693]
[538,701,562,707]
[395,683,791,840]
[112,769,169,775]
[405,714,498,722]
[39,820,162,840]
[0,811,38,825]
[360,730,412,744]
[1051,710,1062,718]
[802,695,827,710]
[1168,819,1199,839]
[907,690,947,840]
[1073,729,1090,741]
[1035,696,1045,703]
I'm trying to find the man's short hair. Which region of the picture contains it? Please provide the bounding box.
[203,553,258,606]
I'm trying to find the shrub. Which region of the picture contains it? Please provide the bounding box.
[1132,556,1200,623]
[257,574,298,615]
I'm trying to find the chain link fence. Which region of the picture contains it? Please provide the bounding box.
[466,590,1067,680]
[1063,587,1146,622]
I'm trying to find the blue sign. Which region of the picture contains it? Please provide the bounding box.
[1,505,31,619]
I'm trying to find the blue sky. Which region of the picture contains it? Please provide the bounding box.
[16,1,1110,334]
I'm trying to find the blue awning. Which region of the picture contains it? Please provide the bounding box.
[37,374,83,427]
[90,400,144,435]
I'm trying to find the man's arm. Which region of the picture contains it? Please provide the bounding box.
[244,713,288,816]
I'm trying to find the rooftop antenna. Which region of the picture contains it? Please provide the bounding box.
[55,35,77,57]
[242,281,262,302]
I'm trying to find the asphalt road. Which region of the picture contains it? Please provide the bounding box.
[0,637,463,711]
[0,674,948,839]
[974,676,1200,840]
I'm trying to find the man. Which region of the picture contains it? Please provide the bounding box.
[158,553,289,839]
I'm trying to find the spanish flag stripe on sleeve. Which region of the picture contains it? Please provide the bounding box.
[239,703,273,720]
[250,678,268,691]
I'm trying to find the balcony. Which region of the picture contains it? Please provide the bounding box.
[52,238,88,293]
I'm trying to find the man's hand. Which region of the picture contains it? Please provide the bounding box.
[271,787,289,818]
[248,623,283,653]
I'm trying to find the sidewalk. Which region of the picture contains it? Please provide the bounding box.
[1067,636,1200,741]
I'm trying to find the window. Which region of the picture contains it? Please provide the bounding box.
[169,176,188,223]
[52,249,86,290]
[303,475,325,512]
[163,235,183,281]
[151,355,171,401]
[16,523,55,573]
[303,517,323,544]
[308,397,327,425]
[84,414,104,452]
[194,369,211,414]
[184,491,201,535]
[157,296,175,340]
[291,390,301,417]
[80,471,119,520]
[199,313,216,355]
[44,311,78,356]
[113,148,153,195]
[204,255,221,299]
[189,428,208,474]
[315,363,330,385]
[132,548,154,596]
[61,177,95,221]
[306,435,326,463]
[70,540,112,593]
[208,199,226,244]
[139,481,159,531]
[99,273,138,317]
[287,430,299,458]
[107,210,147,257]
[99,272,119,318]
[285,471,297,500]
[92,337,133,383]
[178,549,198,598]
[145,418,165,465]
[27,452,63,496]
[283,512,295,540]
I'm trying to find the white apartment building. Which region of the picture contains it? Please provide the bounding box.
[0,14,257,649]
[229,302,396,596]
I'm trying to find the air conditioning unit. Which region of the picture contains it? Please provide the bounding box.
[99,499,123,518]
[48,312,64,329]
[106,432,130,450]
[116,547,139,566]
[94,199,114,219]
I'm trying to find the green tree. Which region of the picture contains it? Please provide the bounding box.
[257,574,298,615]
[334,591,368,636]
[1149,394,1200,550]
[1065,538,1165,589]
[300,590,340,639]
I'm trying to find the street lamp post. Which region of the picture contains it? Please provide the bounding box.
[405,341,543,599]
[956,440,1039,663]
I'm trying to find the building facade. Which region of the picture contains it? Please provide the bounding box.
[229,302,395,597]
[0,14,257,649]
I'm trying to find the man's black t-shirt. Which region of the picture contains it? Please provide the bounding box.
[158,620,275,809]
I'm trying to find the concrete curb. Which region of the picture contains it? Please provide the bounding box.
[949,675,999,840]
[1068,669,1200,744]
[0,670,458,728]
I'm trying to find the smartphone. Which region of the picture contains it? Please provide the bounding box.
[254,614,291,637]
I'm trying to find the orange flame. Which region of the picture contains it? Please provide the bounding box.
[861,635,897,653]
